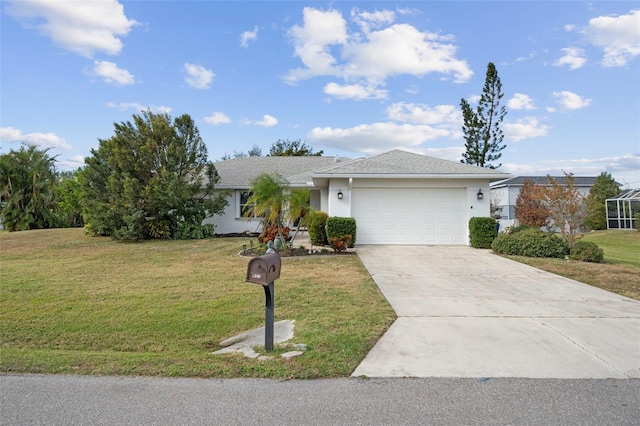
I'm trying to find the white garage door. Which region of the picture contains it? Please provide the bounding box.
[351,188,467,245]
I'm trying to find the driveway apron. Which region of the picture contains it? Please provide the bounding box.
[353,246,640,378]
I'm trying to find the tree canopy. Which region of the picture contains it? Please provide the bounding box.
[514,179,549,228]
[584,172,620,230]
[460,62,507,169]
[542,173,588,250]
[268,139,323,156]
[79,111,228,240]
[0,145,59,231]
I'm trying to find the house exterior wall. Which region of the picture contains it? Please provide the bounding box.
[325,178,492,245]
[328,178,351,218]
[204,191,262,235]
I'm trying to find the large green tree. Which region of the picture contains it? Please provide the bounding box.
[56,170,84,228]
[460,62,507,169]
[584,172,620,230]
[0,145,59,231]
[79,111,228,240]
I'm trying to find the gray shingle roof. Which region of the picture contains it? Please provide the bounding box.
[213,150,511,188]
[490,176,600,188]
[313,150,511,178]
[212,156,349,188]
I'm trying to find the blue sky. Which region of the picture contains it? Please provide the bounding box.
[1,1,639,186]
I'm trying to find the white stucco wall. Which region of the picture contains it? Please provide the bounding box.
[204,191,262,235]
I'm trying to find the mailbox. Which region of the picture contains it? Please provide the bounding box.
[246,253,281,285]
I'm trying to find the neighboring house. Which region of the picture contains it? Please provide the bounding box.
[490,176,598,228]
[206,150,510,245]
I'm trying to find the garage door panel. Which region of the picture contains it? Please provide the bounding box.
[352,188,467,245]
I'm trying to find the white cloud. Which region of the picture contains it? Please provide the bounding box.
[203,112,231,125]
[57,154,86,170]
[184,63,214,89]
[5,0,137,57]
[323,82,388,100]
[351,8,395,33]
[552,90,592,110]
[553,47,587,70]
[286,7,472,86]
[386,102,460,126]
[240,26,258,48]
[307,122,452,155]
[507,93,536,110]
[244,115,278,127]
[515,51,537,62]
[286,8,348,83]
[106,102,172,114]
[583,9,640,67]
[92,60,134,85]
[503,117,549,142]
[468,95,481,104]
[0,126,71,150]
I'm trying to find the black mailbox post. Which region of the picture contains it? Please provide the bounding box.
[245,252,281,351]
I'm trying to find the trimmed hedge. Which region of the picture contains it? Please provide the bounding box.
[326,216,357,247]
[308,211,329,246]
[569,241,604,263]
[491,228,568,258]
[469,217,497,248]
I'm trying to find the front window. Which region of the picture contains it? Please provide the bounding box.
[239,191,255,218]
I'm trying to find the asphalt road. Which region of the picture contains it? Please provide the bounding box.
[2,374,639,425]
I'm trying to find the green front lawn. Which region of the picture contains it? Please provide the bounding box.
[505,230,640,300]
[0,228,395,378]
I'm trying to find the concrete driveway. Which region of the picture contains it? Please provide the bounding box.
[352,246,640,379]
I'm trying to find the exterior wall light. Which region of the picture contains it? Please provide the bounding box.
[477,189,484,200]
[337,189,343,200]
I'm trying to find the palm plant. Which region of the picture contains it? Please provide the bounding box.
[287,189,310,242]
[245,173,288,246]
[0,145,59,231]
[245,174,312,248]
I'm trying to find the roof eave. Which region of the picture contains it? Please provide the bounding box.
[312,173,511,180]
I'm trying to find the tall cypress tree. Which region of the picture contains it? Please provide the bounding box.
[460,62,507,169]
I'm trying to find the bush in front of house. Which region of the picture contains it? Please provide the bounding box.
[507,224,540,234]
[635,212,640,230]
[569,241,604,263]
[491,228,568,258]
[308,211,329,246]
[326,216,357,247]
[329,235,352,253]
[469,217,497,248]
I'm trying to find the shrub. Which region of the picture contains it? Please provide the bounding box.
[326,217,357,247]
[507,224,539,234]
[329,235,352,253]
[469,217,497,248]
[569,241,604,263]
[258,223,290,244]
[173,222,216,240]
[635,212,640,231]
[491,228,568,258]
[308,211,329,246]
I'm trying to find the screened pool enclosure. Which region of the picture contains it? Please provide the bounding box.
[606,189,640,229]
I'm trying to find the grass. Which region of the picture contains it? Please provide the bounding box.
[0,228,395,379]
[581,230,640,268]
[505,230,640,300]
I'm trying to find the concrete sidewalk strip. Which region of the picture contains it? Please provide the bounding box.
[352,317,639,379]
[354,246,640,379]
